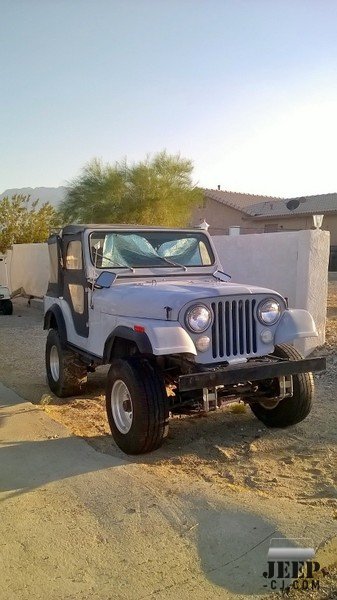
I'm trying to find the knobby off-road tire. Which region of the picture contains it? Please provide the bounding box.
[0,299,13,315]
[250,344,314,428]
[106,357,169,455]
[46,329,87,397]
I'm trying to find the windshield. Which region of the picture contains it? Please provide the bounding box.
[89,230,214,269]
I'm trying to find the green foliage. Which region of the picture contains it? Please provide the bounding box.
[60,151,202,226]
[0,194,59,254]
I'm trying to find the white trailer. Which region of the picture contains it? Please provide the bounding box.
[0,243,49,313]
[0,256,12,314]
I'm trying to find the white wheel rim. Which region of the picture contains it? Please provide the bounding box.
[50,345,60,381]
[259,398,281,410]
[111,380,133,434]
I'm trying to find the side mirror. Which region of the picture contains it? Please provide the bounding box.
[94,271,117,289]
[213,270,231,281]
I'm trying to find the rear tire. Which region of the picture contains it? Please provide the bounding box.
[0,299,13,315]
[106,357,169,454]
[46,329,87,397]
[250,344,314,428]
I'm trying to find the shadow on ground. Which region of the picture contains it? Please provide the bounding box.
[192,498,281,594]
[0,435,125,497]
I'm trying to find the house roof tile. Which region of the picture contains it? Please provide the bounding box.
[244,193,337,218]
[203,188,281,214]
[203,189,337,219]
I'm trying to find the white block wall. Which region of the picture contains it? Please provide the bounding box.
[1,232,330,356]
[213,230,330,356]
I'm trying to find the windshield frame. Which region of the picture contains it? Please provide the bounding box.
[86,228,216,272]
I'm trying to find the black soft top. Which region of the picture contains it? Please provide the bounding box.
[61,224,202,235]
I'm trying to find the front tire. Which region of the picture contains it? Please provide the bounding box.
[250,344,314,428]
[106,358,169,454]
[46,329,87,397]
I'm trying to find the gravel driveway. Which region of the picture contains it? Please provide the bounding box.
[0,289,336,597]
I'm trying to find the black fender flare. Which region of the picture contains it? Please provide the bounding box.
[103,325,153,363]
[44,304,67,348]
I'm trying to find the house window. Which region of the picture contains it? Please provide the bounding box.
[66,241,83,270]
[329,246,337,271]
[264,224,279,233]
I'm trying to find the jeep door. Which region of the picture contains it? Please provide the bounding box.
[62,234,89,338]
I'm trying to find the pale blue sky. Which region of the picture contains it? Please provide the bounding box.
[1,0,337,197]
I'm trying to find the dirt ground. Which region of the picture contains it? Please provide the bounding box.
[0,288,336,597]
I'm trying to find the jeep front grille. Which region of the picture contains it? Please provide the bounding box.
[211,298,257,359]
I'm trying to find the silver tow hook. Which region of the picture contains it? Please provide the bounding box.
[279,375,294,399]
[202,387,223,412]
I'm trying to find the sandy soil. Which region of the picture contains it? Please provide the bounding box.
[0,288,336,597]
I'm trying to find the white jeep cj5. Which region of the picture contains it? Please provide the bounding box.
[44,225,325,454]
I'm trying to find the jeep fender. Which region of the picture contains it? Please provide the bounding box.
[275,309,318,346]
[44,304,68,348]
[103,325,153,362]
[146,321,197,356]
[103,320,197,361]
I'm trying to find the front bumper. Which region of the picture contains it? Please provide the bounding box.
[178,356,326,392]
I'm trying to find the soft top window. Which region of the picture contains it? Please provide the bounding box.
[89,231,214,269]
[66,240,83,270]
[48,241,59,283]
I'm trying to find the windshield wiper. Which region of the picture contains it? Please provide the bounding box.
[159,256,187,271]
[98,253,135,272]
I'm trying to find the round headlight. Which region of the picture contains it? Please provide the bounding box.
[257,299,281,325]
[186,304,212,333]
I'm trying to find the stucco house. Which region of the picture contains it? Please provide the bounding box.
[191,189,337,270]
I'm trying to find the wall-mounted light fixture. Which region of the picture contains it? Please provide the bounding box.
[313,214,324,229]
[199,219,209,231]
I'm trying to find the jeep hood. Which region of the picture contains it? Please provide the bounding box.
[95,278,282,320]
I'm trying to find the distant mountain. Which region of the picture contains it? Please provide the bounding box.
[0,186,67,208]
